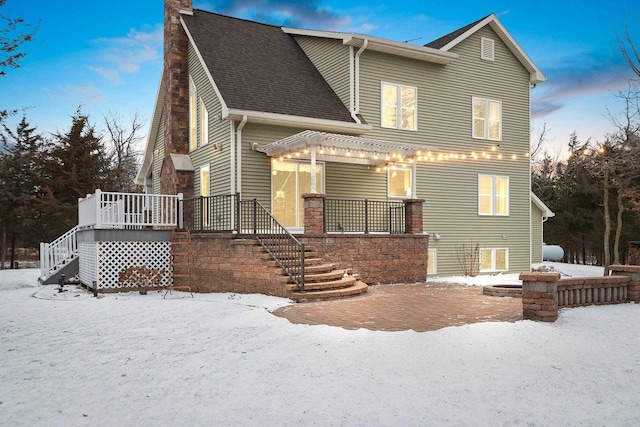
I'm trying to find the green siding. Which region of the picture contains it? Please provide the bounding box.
[294,36,351,107]
[325,163,386,200]
[354,26,532,275]
[188,44,231,197]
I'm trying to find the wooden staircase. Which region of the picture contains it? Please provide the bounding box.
[270,245,368,302]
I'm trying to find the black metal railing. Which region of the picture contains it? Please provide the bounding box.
[324,199,405,234]
[237,199,305,292]
[181,194,237,232]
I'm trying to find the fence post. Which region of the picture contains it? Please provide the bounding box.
[177,193,183,229]
[235,193,241,235]
[252,199,257,236]
[364,199,369,234]
[95,189,102,229]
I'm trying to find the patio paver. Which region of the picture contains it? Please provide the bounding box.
[272,282,522,332]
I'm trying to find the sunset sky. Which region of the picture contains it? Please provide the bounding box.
[1,0,639,158]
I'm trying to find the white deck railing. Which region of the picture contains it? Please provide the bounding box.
[40,225,79,282]
[78,190,183,229]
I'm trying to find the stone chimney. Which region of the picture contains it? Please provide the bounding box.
[160,0,194,197]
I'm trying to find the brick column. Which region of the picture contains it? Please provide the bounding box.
[403,199,425,234]
[609,265,640,303]
[519,273,560,322]
[302,193,325,235]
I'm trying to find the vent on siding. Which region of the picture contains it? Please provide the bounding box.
[481,37,494,61]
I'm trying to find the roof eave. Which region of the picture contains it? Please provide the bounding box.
[224,109,372,134]
[283,27,458,64]
[531,191,555,218]
[135,70,165,185]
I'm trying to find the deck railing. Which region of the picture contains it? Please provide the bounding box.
[78,190,182,229]
[237,199,305,291]
[181,194,237,232]
[323,199,405,233]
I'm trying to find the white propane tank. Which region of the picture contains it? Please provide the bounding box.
[542,243,564,262]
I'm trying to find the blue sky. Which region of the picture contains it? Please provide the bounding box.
[1,0,639,158]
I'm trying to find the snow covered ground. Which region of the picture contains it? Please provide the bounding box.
[1,264,639,426]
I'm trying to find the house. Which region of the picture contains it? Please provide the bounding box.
[40,1,553,299]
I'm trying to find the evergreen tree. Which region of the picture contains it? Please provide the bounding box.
[0,116,45,266]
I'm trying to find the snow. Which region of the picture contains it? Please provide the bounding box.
[1,265,639,426]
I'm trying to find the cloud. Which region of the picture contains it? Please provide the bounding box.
[62,84,108,104]
[209,0,351,30]
[532,49,636,118]
[90,25,163,84]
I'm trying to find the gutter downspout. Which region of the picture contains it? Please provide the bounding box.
[350,39,368,125]
[236,115,248,197]
[230,121,235,195]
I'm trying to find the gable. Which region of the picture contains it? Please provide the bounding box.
[181,10,355,123]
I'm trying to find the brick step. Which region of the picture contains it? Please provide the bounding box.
[286,275,356,292]
[289,280,368,302]
[287,269,345,284]
[265,257,325,268]
[304,262,336,274]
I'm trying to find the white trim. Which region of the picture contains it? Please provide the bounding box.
[189,75,197,151]
[199,97,208,146]
[135,70,165,185]
[479,247,509,272]
[436,14,545,84]
[531,192,555,219]
[480,37,495,61]
[236,116,247,197]
[282,27,458,65]
[181,16,229,112]
[223,108,371,134]
[381,82,418,131]
[478,174,509,216]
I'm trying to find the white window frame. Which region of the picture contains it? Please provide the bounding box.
[199,97,208,147]
[200,164,210,227]
[478,174,509,216]
[189,76,197,151]
[481,37,495,61]
[472,97,502,141]
[427,248,437,275]
[381,82,417,131]
[479,248,509,272]
[387,165,413,199]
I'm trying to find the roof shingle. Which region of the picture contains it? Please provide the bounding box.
[425,14,491,49]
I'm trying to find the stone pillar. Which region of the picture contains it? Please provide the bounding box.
[302,193,325,235]
[519,272,560,322]
[161,0,194,196]
[403,199,425,234]
[628,242,640,265]
[609,265,640,303]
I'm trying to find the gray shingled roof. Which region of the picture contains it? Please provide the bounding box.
[182,10,356,123]
[425,15,491,49]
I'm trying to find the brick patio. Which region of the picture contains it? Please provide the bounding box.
[272,282,523,332]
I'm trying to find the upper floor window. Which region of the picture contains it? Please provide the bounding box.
[388,166,412,198]
[473,97,501,140]
[199,98,208,146]
[478,174,509,216]
[189,76,197,151]
[381,82,417,131]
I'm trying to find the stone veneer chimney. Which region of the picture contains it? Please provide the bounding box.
[160,0,194,197]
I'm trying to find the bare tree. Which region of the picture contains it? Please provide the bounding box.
[530,121,549,161]
[103,111,145,193]
[618,25,640,78]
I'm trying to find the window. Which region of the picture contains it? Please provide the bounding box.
[189,77,197,151]
[480,248,508,272]
[388,166,412,198]
[478,175,509,216]
[199,98,208,146]
[481,37,494,61]
[381,82,417,130]
[472,97,501,140]
[427,249,437,275]
[200,165,210,226]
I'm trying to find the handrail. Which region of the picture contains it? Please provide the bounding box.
[40,225,80,281]
[237,198,305,292]
[323,198,405,233]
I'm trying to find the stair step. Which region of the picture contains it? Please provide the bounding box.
[304,263,335,274]
[290,281,368,302]
[288,269,345,283]
[286,275,356,292]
